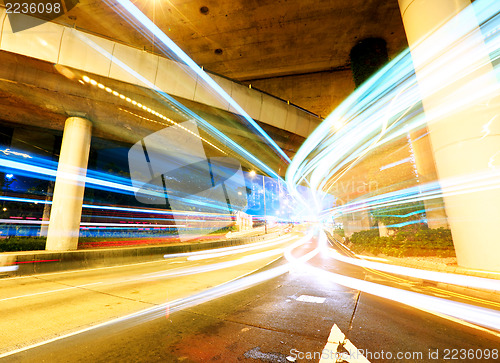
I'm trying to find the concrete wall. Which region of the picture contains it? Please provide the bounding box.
[1,229,287,277]
[249,69,355,119]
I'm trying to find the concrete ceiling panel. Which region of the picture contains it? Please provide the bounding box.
[1,14,63,64]
[50,0,407,81]
[109,43,160,89]
[155,57,197,101]
[193,73,231,111]
[259,94,287,130]
[229,83,263,121]
[59,29,115,78]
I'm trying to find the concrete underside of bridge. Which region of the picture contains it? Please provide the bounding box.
[22,0,409,118]
[0,49,302,173]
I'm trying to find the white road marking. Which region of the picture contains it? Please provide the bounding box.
[0,234,307,358]
[0,258,173,280]
[319,324,370,363]
[0,282,103,302]
[342,339,371,363]
[296,295,326,303]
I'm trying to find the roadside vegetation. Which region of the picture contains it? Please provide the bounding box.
[333,228,345,237]
[348,225,455,258]
[0,236,46,252]
[0,226,238,252]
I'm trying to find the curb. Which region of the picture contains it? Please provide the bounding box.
[327,231,500,303]
[0,229,286,277]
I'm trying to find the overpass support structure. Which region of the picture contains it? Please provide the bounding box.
[46,117,92,251]
[398,0,500,271]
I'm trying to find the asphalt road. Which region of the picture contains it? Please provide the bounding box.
[1,229,499,362]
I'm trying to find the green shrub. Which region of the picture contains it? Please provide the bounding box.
[349,225,455,257]
[334,228,345,237]
[350,229,380,245]
[371,202,425,226]
[0,237,46,252]
[210,225,238,234]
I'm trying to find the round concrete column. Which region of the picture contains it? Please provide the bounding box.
[46,117,92,251]
[398,0,500,271]
[408,128,448,229]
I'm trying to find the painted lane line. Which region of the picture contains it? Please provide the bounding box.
[0,260,294,359]
[144,248,287,280]
[1,231,292,281]
[53,238,304,293]
[1,236,300,304]
[341,339,371,363]
[0,233,317,359]
[0,282,103,302]
[323,324,344,361]
[0,258,177,280]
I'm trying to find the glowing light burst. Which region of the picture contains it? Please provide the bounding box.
[286,0,500,222]
[281,0,500,334]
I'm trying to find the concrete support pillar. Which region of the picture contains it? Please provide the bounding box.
[398,0,500,271]
[46,117,92,251]
[39,135,60,237]
[378,220,389,237]
[343,208,372,238]
[409,128,448,229]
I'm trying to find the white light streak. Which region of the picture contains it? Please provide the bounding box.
[308,265,500,333]
[327,248,500,292]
